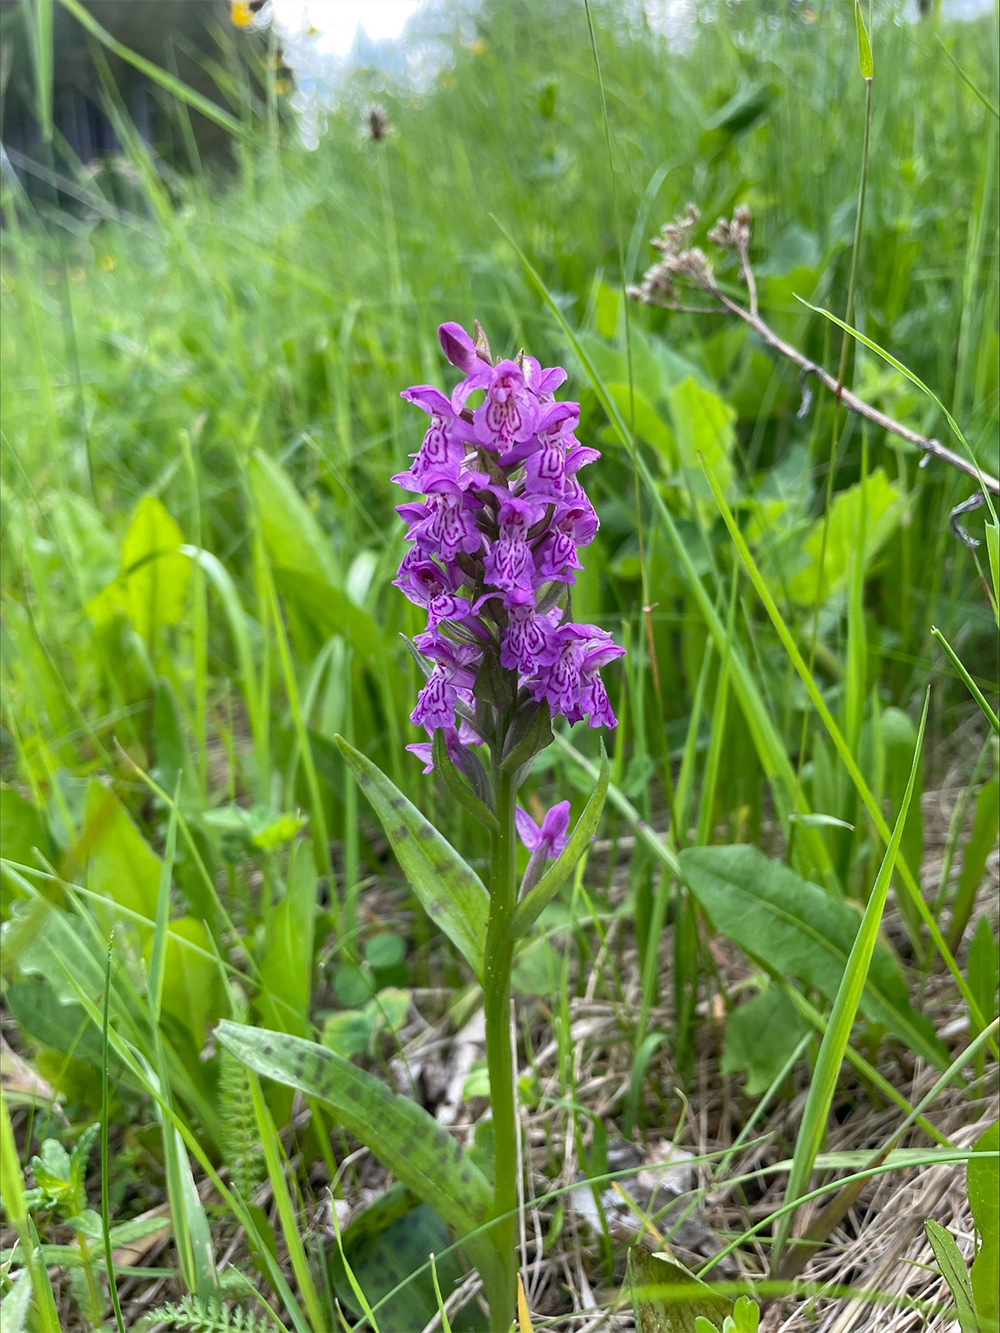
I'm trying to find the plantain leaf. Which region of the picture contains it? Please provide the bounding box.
[336,737,489,982]
[513,745,609,938]
[679,844,948,1069]
[215,1022,503,1295]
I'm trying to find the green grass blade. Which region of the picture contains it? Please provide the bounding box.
[56,0,253,142]
[772,692,929,1264]
[248,1076,327,1332]
[0,1090,60,1332]
[101,936,127,1333]
[700,453,996,1051]
[930,626,999,733]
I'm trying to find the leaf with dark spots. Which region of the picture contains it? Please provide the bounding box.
[216,1021,502,1296]
[336,736,488,982]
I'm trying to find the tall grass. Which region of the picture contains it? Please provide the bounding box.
[1,0,997,1327]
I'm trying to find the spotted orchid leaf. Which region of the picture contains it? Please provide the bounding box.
[336,736,489,983]
[215,1022,503,1293]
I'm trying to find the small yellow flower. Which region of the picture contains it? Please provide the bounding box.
[98,254,116,272]
[469,37,488,55]
[230,1,254,28]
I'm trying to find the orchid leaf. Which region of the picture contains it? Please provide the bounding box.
[336,737,489,983]
[215,1023,501,1288]
[513,744,608,938]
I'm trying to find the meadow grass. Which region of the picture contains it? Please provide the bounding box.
[0,0,998,1329]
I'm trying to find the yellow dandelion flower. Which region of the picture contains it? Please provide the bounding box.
[230,1,254,28]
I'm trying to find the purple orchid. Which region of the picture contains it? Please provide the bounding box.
[390,322,625,1330]
[473,360,538,456]
[393,550,473,629]
[482,493,545,594]
[515,800,571,860]
[400,384,477,480]
[394,319,624,770]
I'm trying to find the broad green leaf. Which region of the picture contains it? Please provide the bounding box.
[330,1188,482,1333]
[628,1246,732,1333]
[513,746,609,937]
[721,985,806,1096]
[336,737,489,982]
[968,1121,999,1328]
[787,469,903,604]
[257,842,317,1036]
[605,383,676,461]
[121,495,191,639]
[215,1023,495,1255]
[926,1220,977,1333]
[249,450,340,586]
[679,844,948,1069]
[0,787,52,916]
[82,781,161,924]
[157,918,225,1050]
[433,729,499,833]
[854,1,873,79]
[667,377,735,498]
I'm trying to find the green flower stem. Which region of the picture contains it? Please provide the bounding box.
[484,761,519,1332]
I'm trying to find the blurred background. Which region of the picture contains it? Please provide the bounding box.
[1,1,998,1326]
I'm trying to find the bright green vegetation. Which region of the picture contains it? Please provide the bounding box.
[1,1,998,1330]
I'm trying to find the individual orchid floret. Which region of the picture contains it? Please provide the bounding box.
[406,719,480,774]
[533,500,599,583]
[482,493,545,593]
[410,634,480,732]
[523,355,568,400]
[473,360,538,456]
[492,588,557,674]
[393,551,474,630]
[516,799,572,897]
[439,321,490,378]
[520,401,581,499]
[527,623,624,727]
[400,385,477,479]
[516,800,570,859]
[395,468,488,561]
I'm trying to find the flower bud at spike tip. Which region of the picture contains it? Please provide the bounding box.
[393,321,625,775]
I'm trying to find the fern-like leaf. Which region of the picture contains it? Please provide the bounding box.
[144,1294,276,1332]
[218,988,264,1203]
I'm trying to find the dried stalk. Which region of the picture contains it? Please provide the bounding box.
[628,207,999,524]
